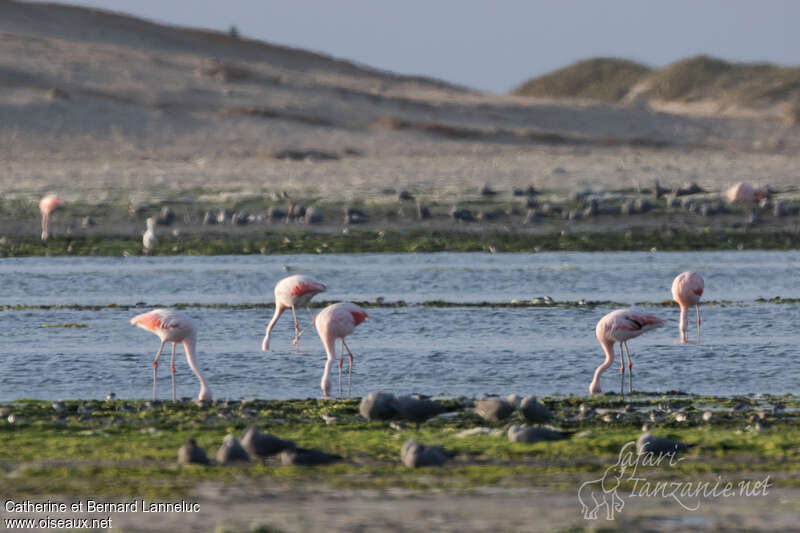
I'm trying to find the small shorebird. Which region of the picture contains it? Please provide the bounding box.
[315,302,367,398]
[39,194,66,241]
[262,275,326,351]
[591,309,665,395]
[671,271,704,343]
[130,309,212,402]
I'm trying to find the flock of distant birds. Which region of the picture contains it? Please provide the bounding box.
[34,186,724,401]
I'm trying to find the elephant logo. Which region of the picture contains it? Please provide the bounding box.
[577,442,635,520]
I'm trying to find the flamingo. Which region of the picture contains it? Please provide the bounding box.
[262,275,326,351]
[590,309,665,395]
[315,302,368,398]
[671,271,704,343]
[725,182,765,204]
[130,309,211,402]
[142,217,157,254]
[39,194,66,241]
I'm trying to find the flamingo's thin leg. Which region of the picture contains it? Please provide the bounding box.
[696,304,701,344]
[293,306,316,344]
[170,342,177,403]
[342,339,355,398]
[337,338,344,399]
[624,342,633,394]
[291,305,300,348]
[619,343,625,396]
[152,340,166,401]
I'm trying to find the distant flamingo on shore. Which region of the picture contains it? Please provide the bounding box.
[142,217,157,254]
[725,182,764,204]
[39,194,65,241]
[315,302,368,398]
[262,275,326,351]
[130,309,212,402]
[671,271,704,343]
[591,309,665,395]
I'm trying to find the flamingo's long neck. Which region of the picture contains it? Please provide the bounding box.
[182,336,211,401]
[319,333,338,396]
[678,305,688,342]
[262,304,285,351]
[589,339,616,394]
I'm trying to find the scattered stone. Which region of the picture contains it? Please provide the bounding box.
[398,190,414,201]
[267,206,286,220]
[456,427,495,438]
[178,438,209,465]
[450,205,474,222]
[401,439,451,468]
[507,424,566,443]
[519,396,553,424]
[675,182,705,196]
[416,203,430,219]
[241,426,294,461]
[273,149,340,161]
[506,394,522,408]
[288,204,306,219]
[359,391,398,421]
[394,396,445,423]
[474,398,515,422]
[480,184,498,196]
[344,207,369,224]
[304,206,322,224]
[636,432,691,455]
[156,206,175,226]
[281,447,341,466]
[231,212,249,225]
[216,434,250,464]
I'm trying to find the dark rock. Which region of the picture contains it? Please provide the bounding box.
[401,439,451,468]
[653,180,669,199]
[450,206,474,222]
[288,204,306,219]
[281,447,341,466]
[477,210,501,222]
[202,211,217,225]
[519,396,553,424]
[675,182,705,196]
[394,396,445,422]
[634,198,651,213]
[636,432,691,455]
[416,204,430,219]
[344,207,369,224]
[304,206,322,224]
[178,438,209,465]
[398,190,415,201]
[231,212,249,225]
[241,426,294,460]
[216,434,250,464]
[507,424,566,443]
[267,206,286,220]
[273,149,340,162]
[480,184,498,196]
[156,206,175,226]
[474,398,514,422]
[359,391,398,420]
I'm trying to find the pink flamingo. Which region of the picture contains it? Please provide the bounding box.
[725,182,764,204]
[315,302,368,398]
[39,194,66,241]
[130,309,212,402]
[671,271,704,343]
[591,309,665,395]
[262,275,326,351]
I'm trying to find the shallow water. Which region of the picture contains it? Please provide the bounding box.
[0,251,798,400]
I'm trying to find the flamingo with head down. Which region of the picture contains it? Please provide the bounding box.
[591,309,665,395]
[671,271,704,343]
[262,275,326,351]
[39,194,66,241]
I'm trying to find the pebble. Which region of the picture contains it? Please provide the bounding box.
[474,398,515,422]
[636,432,691,455]
[281,448,341,466]
[507,424,566,443]
[216,434,250,464]
[241,426,294,461]
[359,391,398,421]
[519,396,553,424]
[177,438,209,465]
[401,439,451,468]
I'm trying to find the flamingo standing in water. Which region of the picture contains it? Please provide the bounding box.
[142,217,157,254]
[591,309,665,395]
[315,302,368,398]
[130,309,212,402]
[671,271,704,343]
[262,275,326,351]
[39,194,66,241]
